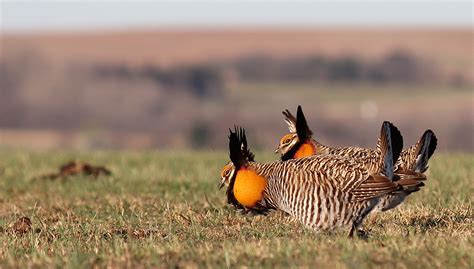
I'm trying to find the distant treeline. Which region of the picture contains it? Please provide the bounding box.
[232,50,438,83]
[94,64,224,98]
[91,50,451,98]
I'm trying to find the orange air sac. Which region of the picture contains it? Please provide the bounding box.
[293,143,316,159]
[233,169,267,208]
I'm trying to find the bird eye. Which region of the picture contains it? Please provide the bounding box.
[284,139,291,144]
[224,170,230,176]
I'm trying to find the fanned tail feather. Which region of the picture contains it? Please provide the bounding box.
[376,121,403,180]
[413,130,438,173]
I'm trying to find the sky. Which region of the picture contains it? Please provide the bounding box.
[1,1,472,32]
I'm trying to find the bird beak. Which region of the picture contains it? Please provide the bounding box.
[218,179,226,190]
[274,147,280,154]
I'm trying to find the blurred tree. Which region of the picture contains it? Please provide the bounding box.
[367,50,422,83]
[327,57,362,81]
[184,66,224,98]
[188,121,212,149]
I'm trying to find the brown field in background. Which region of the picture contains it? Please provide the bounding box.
[1,28,473,151]
[2,28,473,73]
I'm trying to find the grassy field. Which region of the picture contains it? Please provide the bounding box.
[0,150,472,268]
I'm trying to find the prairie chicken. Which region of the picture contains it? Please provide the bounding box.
[276,106,437,172]
[221,125,424,237]
[274,105,437,211]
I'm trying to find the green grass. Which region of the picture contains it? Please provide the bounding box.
[0,150,472,268]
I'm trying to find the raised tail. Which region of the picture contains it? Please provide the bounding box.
[376,121,404,180]
[412,130,437,173]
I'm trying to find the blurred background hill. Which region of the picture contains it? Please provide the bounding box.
[1,1,473,151]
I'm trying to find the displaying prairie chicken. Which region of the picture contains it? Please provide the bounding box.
[221,125,425,237]
[276,106,437,173]
[274,105,437,211]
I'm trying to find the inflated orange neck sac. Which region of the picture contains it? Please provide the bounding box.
[293,142,316,159]
[233,168,267,208]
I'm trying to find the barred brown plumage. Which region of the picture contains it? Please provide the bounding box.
[223,126,424,237]
[275,106,437,212]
